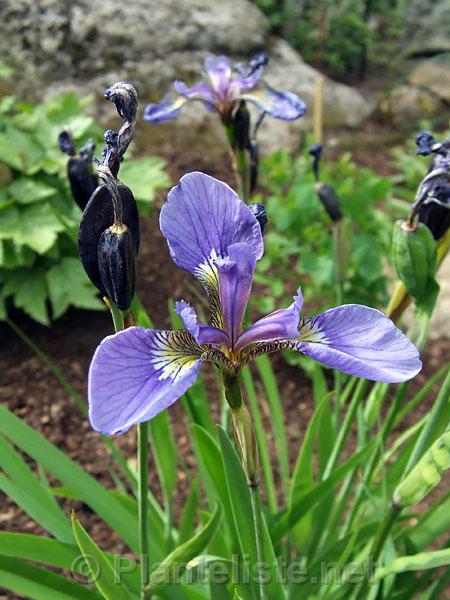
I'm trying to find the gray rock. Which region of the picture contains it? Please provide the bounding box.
[379,84,441,127]
[405,0,450,56]
[254,40,372,153]
[0,0,371,154]
[409,54,450,104]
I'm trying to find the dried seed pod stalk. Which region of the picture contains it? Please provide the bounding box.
[78,82,140,311]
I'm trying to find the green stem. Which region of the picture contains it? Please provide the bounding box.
[351,504,400,599]
[250,486,267,600]
[138,421,150,598]
[106,300,150,597]
[7,318,86,415]
[323,378,368,480]
[405,366,450,473]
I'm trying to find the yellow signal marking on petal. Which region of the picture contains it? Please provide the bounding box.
[149,331,201,381]
[298,317,329,344]
[194,249,224,329]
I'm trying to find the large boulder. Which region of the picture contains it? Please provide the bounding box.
[405,0,450,57]
[0,0,371,154]
[409,54,450,104]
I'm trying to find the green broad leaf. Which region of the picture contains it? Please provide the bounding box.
[72,514,133,600]
[273,439,377,541]
[0,239,35,268]
[217,427,259,600]
[150,410,177,503]
[119,156,170,206]
[255,355,289,501]
[15,203,63,253]
[47,257,102,318]
[3,267,49,324]
[289,394,329,545]
[0,474,73,543]
[0,126,45,174]
[179,479,200,545]
[8,177,56,204]
[376,548,450,579]
[408,491,450,550]
[0,554,100,600]
[146,504,222,594]
[0,436,69,535]
[0,532,81,571]
[242,366,278,514]
[0,531,140,594]
[0,405,140,553]
[0,205,20,239]
[190,425,238,553]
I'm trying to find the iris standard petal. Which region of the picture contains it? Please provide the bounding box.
[175,300,230,346]
[235,289,303,352]
[160,172,264,328]
[229,67,264,95]
[216,243,257,346]
[204,55,232,98]
[143,97,187,124]
[296,305,421,383]
[241,83,307,120]
[88,327,202,435]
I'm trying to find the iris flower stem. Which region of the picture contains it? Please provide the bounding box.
[106,299,150,597]
[250,485,267,600]
[138,420,150,599]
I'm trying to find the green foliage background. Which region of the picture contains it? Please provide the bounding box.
[0,90,170,325]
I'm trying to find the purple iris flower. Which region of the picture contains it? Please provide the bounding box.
[143,54,306,125]
[88,172,421,435]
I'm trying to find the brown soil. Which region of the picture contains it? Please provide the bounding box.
[0,146,449,599]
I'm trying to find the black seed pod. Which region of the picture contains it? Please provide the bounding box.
[231,102,250,151]
[59,132,98,210]
[248,202,268,234]
[308,143,323,181]
[78,184,140,295]
[418,184,450,241]
[249,141,259,192]
[98,224,136,310]
[315,182,342,222]
[67,158,98,211]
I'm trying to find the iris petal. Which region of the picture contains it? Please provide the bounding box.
[296,305,421,383]
[241,83,307,120]
[216,243,257,345]
[160,172,264,328]
[175,300,230,346]
[235,289,303,352]
[88,327,202,434]
[143,97,187,124]
[204,55,232,98]
[173,81,216,110]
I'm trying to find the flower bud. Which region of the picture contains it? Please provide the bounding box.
[393,431,450,508]
[98,224,136,310]
[78,184,140,298]
[392,220,437,301]
[248,202,268,234]
[315,182,342,222]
